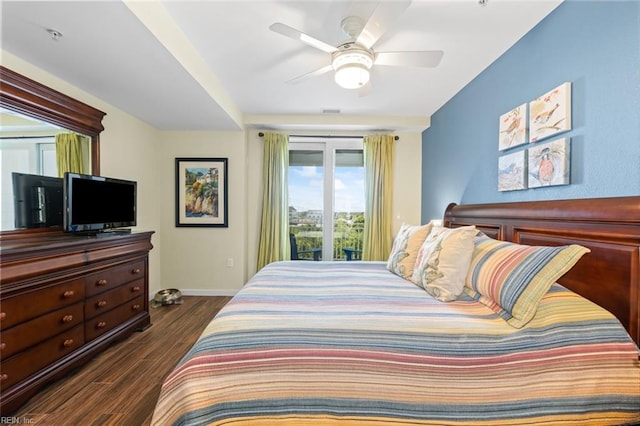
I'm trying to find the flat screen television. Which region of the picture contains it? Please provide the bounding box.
[12,172,64,229]
[63,172,137,234]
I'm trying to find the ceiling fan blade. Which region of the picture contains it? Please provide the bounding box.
[285,64,334,85]
[375,51,444,68]
[269,23,338,53]
[355,0,411,49]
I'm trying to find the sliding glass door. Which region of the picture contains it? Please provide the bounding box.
[289,138,364,260]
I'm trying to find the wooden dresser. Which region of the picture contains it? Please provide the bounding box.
[0,230,154,414]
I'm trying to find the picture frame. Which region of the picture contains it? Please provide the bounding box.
[527,138,570,188]
[175,157,228,227]
[498,103,527,151]
[498,150,527,191]
[529,82,571,142]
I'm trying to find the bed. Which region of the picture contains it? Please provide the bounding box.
[152,196,640,425]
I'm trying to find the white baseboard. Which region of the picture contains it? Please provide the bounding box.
[179,289,239,297]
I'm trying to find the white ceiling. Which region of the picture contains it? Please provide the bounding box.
[1,0,562,132]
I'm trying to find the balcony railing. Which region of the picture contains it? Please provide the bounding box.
[290,221,364,261]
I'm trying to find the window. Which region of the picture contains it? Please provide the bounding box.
[289,138,364,260]
[0,137,56,230]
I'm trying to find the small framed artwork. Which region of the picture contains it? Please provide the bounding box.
[498,150,527,191]
[175,157,228,227]
[498,103,527,151]
[529,82,571,142]
[527,138,570,188]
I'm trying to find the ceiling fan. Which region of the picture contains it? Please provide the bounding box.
[269,0,443,92]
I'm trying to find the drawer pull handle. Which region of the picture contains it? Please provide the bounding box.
[63,290,75,298]
[62,315,74,323]
[1,342,6,351]
[96,279,108,286]
[97,300,108,308]
[0,312,5,321]
[97,321,107,329]
[63,339,74,348]
[132,268,141,274]
[132,286,141,292]
[0,373,8,382]
[132,304,141,311]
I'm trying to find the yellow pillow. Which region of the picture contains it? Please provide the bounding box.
[386,223,433,279]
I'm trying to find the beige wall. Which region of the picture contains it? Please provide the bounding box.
[157,131,247,295]
[390,131,423,232]
[3,52,423,296]
[99,110,163,295]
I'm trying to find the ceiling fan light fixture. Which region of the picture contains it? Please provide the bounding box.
[332,49,373,89]
[334,63,370,89]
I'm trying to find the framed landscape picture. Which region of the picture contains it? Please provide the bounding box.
[175,157,228,227]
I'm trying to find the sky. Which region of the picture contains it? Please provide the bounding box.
[289,166,364,212]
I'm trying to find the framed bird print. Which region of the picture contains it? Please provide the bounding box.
[529,82,571,142]
[498,103,527,151]
[527,138,570,188]
[498,150,527,191]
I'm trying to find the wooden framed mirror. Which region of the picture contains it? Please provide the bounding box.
[0,66,106,237]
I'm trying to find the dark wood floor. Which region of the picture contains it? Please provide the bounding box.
[4,296,232,426]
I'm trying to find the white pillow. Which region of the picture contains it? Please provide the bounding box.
[410,225,477,301]
[386,223,433,279]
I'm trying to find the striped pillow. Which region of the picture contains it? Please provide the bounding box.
[464,234,590,328]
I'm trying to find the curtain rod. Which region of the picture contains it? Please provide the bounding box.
[258,132,399,141]
[0,135,56,140]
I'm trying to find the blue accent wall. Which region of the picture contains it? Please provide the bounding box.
[421,0,640,222]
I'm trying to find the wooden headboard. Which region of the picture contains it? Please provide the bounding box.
[444,196,640,346]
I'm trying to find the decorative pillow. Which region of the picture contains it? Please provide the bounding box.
[410,225,477,301]
[387,223,433,279]
[464,233,590,328]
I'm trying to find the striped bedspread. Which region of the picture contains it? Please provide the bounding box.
[152,261,640,425]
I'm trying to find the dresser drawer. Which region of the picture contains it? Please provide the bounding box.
[84,260,145,297]
[85,278,145,319]
[0,324,84,391]
[1,303,84,359]
[85,295,145,342]
[0,279,84,330]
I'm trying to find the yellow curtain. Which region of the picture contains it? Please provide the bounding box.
[55,132,90,176]
[363,134,395,261]
[256,132,290,270]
